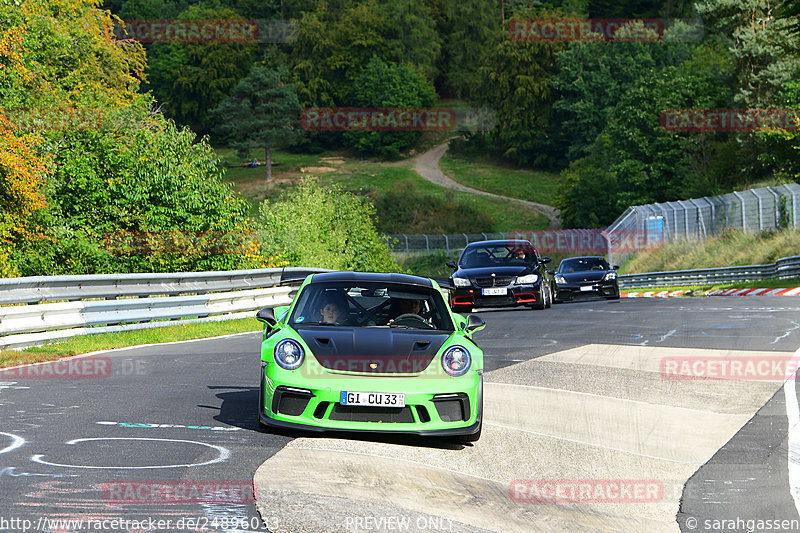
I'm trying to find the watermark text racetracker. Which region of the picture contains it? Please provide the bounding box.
[0,515,276,532]
[509,479,663,503]
[660,356,800,381]
[301,107,496,133]
[0,356,147,379]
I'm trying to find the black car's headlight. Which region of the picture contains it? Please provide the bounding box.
[453,277,471,287]
[555,275,567,285]
[274,339,305,370]
[441,345,471,377]
[516,274,539,284]
[604,272,617,281]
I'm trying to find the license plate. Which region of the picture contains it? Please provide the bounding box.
[340,391,405,407]
[580,285,594,292]
[482,287,507,296]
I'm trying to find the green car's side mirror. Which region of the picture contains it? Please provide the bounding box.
[465,314,485,334]
[256,307,277,327]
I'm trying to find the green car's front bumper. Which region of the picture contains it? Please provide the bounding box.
[258,363,483,437]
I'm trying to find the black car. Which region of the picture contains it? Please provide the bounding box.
[551,256,620,302]
[446,240,554,312]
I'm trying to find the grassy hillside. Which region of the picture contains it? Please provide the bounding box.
[620,229,800,274]
[217,147,551,233]
[439,152,561,205]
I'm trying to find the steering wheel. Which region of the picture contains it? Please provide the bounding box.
[390,313,432,328]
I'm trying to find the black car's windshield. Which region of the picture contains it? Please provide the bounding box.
[459,243,536,268]
[559,258,610,273]
[289,281,454,331]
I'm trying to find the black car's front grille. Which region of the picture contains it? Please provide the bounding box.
[474,276,513,287]
[329,404,414,423]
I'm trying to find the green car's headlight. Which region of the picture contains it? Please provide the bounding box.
[441,345,471,377]
[274,339,305,370]
[516,274,539,284]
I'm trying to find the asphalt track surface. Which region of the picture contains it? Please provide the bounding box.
[1,297,799,533]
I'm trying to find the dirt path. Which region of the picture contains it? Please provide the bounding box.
[412,140,561,229]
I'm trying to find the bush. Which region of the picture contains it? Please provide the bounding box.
[368,180,494,234]
[344,57,437,157]
[15,116,272,276]
[256,179,401,272]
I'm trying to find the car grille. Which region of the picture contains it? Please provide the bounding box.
[329,404,415,423]
[475,277,513,287]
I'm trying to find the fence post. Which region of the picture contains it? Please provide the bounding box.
[463,233,469,247]
[784,184,798,229]
[704,197,716,235]
[766,187,781,229]
[443,234,449,256]
[403,234,409,253]
[481,232,488,240]
[424,234,429,254]
[754,189,764,231]
[733,191,747,234]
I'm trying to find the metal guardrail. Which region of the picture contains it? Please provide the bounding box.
[619,256,800,289]
[0,267,328,350]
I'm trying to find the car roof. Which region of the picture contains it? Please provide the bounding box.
[309,271,434,288]
[561,256,607,261]
[465,239,533,247]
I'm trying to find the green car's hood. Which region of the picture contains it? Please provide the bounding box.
[295,326,450,374]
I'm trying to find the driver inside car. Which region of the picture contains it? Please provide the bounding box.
[387,298,427,325]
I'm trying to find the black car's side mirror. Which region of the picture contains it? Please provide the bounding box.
[256,307,277,327]
[465,314,485,333]
[540,256,552,264]
[613,265,619,270]
[548,270,555,276]
[446,260,457,270]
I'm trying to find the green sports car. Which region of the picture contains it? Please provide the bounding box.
[256,271,485,441]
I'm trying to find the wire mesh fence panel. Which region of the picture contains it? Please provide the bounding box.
[386,184,800,260]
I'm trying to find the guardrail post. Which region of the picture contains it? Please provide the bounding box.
[443,234,449,255]
[481,232,488,240]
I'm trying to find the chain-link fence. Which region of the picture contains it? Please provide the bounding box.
[385,184,800,261]
[605,183,800,263]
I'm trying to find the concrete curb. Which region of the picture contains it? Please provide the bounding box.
[621,287,800,298]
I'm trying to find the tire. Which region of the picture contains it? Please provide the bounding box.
[531,285,546,310]
[545,286,552,308]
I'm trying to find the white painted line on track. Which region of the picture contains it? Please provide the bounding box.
[784,346,800,518]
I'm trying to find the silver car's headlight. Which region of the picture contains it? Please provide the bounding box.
[441,345,471,377]
[555,275,567,284]
[516,274,539,284]
[604,272,617,281]
[453,277,471,287]
[274,339,305,370]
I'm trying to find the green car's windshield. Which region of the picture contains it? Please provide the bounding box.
[289,281,455,331]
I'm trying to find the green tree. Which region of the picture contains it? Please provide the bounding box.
[256,179,401,272]
[213,65,302,181]
[696,0,799,107]
[441,0,500,99]
[145,1,257,133]
[344,57,437,157]
[476,8,567,167]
